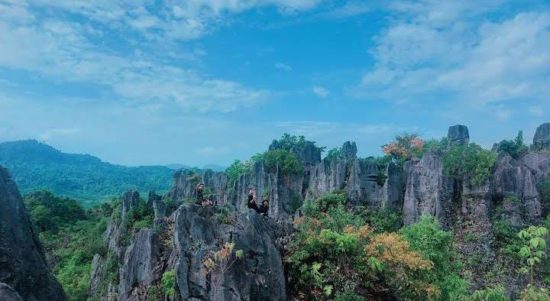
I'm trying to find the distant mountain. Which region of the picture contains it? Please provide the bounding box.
[0,140,175,206]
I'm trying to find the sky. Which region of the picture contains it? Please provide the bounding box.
[0,0,548,167]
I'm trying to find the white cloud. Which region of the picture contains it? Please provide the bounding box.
[495,107,513,121]
[529,105,544,116]
[312,86,330,98]
[275,62,292,71]
[360,1,550,108]
[0,2,268,113]
[40,127,80,141]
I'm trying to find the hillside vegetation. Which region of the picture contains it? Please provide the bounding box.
[0,140,173,206]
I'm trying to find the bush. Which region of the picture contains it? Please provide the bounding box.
[518,285,550,301]
[401,216,469,300]
[468,286,510,301]
[262,149,303,175]
[226,159,252,185]
[288,193,437,300]
[443,143,496,186]
[382,134,425,164]
[496,131,528,159]
[162,270,177,298]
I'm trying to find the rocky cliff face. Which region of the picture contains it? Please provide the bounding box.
[0,166,67,301]
[87,123,550,300]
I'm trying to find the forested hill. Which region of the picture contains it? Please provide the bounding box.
[0,140,173,206]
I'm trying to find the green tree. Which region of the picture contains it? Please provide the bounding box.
[443,143,496,186]
[401,216,469,300]
[517,226,548,284]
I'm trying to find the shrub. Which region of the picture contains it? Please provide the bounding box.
[518,285,550,301]
[517,226,548,284]
[364,208,402,233]
[401,216,469,300]
[161,270,177,299]
[496,131,528,159]
[262,149,303,175]
[443,143,496,186]
[468,286,510,301]
[288,193,437,300]
[382,134,425,164]
[226,160,252,185]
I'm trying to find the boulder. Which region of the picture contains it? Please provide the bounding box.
[447,125,470,145]
[533,122,550,151]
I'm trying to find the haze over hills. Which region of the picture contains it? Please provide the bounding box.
[0,140,177,206]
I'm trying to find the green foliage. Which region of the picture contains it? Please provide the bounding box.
[124,198,154,232]
[401,216,469,300]
[364,207,401,233]
[0,140,173,206]
[442,143,496,186]
[271,133,313,151]
[288,193,439,300]
[517,226,548,284]
[226,160,252,185]
[334,290,365,301]
[24,191,110,301]
[518,285,550,301]
[423,138,449,155]
[162,269,177,298]
[262,149,303,175]
[215,204,235,224]
[491,218,522,259]
[468,286,510,301]
[324,147,342,162]
[25,191,86,232]
[496,131,529,159]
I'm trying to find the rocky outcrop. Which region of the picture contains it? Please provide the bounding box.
[492,154,542,225]
[532,122,550,151]
[0,283,23,301]
[173,205,287,301]
[402,153,452,226]
[87,123,550,300]
[0,166,67,301]
[448,124,470,145]
[166,170,229,206]
[119,229,162,301]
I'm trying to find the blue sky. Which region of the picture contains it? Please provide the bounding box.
[0,0,548,167]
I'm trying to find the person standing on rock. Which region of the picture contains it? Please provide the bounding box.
[247,190,259,212]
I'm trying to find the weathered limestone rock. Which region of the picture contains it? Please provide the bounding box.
[402,153,452,226]
[166,170,229,205]
[448,125,470,145]
[0,166,67,301]
[0,283,23,301]
[173,204,287,301]
[119,229,162,301]
[533,122,550,151]
[492,154,542,224]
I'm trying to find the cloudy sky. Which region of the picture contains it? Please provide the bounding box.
[0,0,548,167]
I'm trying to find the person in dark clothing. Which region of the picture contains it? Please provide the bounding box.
[247,196,259,212]
[258,199,269,217]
